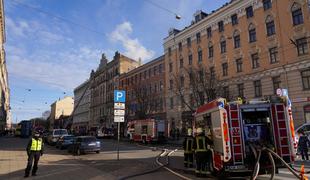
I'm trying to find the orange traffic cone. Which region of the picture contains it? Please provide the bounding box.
[300,164,308,180]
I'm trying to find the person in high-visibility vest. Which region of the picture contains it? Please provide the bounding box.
[24,131,44,178]
[183,128,194,168]
[193,127,213,177]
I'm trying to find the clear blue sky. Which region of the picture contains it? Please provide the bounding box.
[5,0,229,123]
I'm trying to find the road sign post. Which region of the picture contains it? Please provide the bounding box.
[114,90,126,161]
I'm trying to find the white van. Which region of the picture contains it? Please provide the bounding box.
[47,129,68,145]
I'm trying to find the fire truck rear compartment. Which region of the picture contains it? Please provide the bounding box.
[241,106,275,169]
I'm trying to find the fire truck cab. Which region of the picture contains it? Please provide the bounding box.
[194,97,296,175]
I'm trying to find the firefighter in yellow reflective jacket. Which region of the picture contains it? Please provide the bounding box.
[24,131,44,178]
[193,127,213,177]
[183,128,194,168]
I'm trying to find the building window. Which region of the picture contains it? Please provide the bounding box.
[269,47,278,64]
[272,76,281,94]
[180,76,185,88]
[222,63,228,77]
[223,86,229,99]
[188,54,192,65]
[210,67,215,79]
[178,42,182,51]
[180,57,184,68]
[292,3,304,26]
[254,80,262,97]
[301,69,310,90]
[236,58,243,72]
[154,66,157,75]
[249,24,256,43]
[220,40,227,53]
[231,14,238,25]
[169,63,173,72]
[196,32,201,43]
[159,64,163,73]
[207,27,212,38]
[234,34,241,48]
[168,47,171,56]
[251,53,259,69]
[149,69,152,77]
[296,37,309,56]
[198,49,203,62]
[266,16,275,36]
[246,6,254,18]
[218,21,224,32]
[187,37,191,47]
[237,83,244,98]
[263,0,272,10]
[208,45,214,58]
[169,79,173,90]
[170,97,174,109]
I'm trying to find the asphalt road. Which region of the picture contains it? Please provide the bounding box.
[1,136,308,180]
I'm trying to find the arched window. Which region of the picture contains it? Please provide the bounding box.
[220,36,226,53]
[291,2,304,25]
[233,30,241,48]
[248,23,256,43]
[266,15,275,36]
[208,41,214,58]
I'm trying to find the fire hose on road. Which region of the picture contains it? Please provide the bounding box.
[249,144,308,180]
[118,149,192,180]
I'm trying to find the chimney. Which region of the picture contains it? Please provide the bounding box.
[138,58,142,66]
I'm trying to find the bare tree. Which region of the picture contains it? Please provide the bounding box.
[127,82,161,119]
[172,66,225,111]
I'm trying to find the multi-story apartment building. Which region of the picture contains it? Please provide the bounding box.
[119,55,166,122]
[72,79,90,134]
[89,52,140,129]
[0,0,10,132]
[164,0,310,130]
[49,96,74,130]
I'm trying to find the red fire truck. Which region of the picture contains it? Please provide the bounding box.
[127,119,166,143]
[194,97,297,175]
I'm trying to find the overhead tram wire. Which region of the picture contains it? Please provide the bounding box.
[144,0,182,20]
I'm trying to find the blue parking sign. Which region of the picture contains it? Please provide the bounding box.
[114,90,126,103]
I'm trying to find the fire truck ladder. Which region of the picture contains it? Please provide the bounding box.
[228,104,244,165]
[273,104,290,161]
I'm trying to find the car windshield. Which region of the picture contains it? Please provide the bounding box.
[64,136,74,140]
[82,137,96,142]
[54,130,68,135]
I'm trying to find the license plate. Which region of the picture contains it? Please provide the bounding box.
[227,165,245,170]
[88,143,96,146]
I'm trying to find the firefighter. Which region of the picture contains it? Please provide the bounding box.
[24,131,44,178]
[193,127,213,177]
[183,128,194,168]
[298,131,310,161]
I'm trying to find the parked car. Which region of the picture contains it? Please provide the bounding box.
[97,127,114,139]
[47,129,68,145]
[56,135,75,149]
[68,136,101,155]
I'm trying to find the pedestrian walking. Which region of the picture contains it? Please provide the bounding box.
[24,131,44,178]
[298,131,310,161]
[193,127,213,177]
[176,128,180,140]
[183,128,194,168]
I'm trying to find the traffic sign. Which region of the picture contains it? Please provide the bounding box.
[114,109,125,116]
[114,90,126,103]
[114,116,125,122]
[114,102,125,109]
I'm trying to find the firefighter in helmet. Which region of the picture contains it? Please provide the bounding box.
[183,128,194,168]
[24,131,44,178]
[193,127,213,177]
